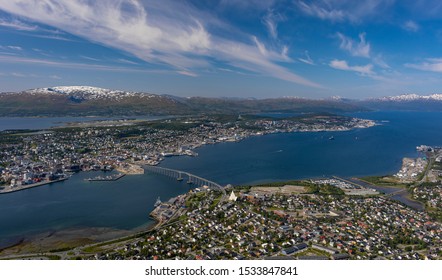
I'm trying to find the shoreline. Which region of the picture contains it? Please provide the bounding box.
[0,170,429,257]
[0,116,434,256]
[348,177,425,211]
[0,163,427,256]
[0,120,375,195]
[0,177,68,195]
[0,221,158,257]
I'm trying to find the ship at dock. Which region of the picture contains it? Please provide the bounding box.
[84,173,125,182]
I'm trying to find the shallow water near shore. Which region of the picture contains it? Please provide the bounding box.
[0,170,191,247]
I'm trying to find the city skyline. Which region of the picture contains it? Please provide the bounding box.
[1,0,442,98]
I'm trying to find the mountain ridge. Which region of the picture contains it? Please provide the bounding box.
[1,86,441,116]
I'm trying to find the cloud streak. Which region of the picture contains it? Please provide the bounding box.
[0,17,38,31]
[0,45,22,51]
[329,59,374,75]
[0,55,168,74]
[406,58,442,72]
[297,1,345,22]
[298,51,314,65]
[296,0,395,23]
[402,20,419,32]
[337,32,371,58]
[0,0,321,88]
[262,9,284,40]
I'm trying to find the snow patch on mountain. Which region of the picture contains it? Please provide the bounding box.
[24,86,158,101]
[375,94,442,102]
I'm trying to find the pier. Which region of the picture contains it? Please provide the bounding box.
[144,166,226,195]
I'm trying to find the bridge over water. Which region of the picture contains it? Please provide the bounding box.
[144,165,226,194]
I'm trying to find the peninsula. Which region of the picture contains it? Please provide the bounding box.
[0,114,374,193]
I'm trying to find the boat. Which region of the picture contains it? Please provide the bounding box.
[329,136,334,140]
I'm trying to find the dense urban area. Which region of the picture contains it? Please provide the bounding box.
[0,114,373,192]
[105,186,441,260]
[1,114,442,260]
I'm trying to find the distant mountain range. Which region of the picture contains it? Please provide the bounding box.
[0,86,441,116]
[359,94,442,111]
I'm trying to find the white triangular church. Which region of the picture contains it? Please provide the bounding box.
[228,191,237,201]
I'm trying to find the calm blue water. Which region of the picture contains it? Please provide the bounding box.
[0,111,441,245]
[0,171,192,246]
[160,111,442,185]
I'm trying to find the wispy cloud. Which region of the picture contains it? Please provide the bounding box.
[31,48,54,57]
[297,1,345,22]
[296,0,395,23]
[0,17,37,31]
[11,72,26,77]
[0,72,62,79]
[117,58,139,65]
[373,55,390,69]
[0,45,22,51]
[177,70,198,77]
[0,51,17,56]
[405,58,442,72]
[0,0,321,88]
[0,55,167,74]
[0,16,75,41]
[217,67,249,75]
[80,55,100,62]
[337,32,370,58]
[215,38,322,88]
[262,9,284,40]
[219,0,277,11]
[402,20,420,32]
[329,59,374,75]
[33,34,75,42]
[298,51,314,65]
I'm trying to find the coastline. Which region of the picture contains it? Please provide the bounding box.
[1,113,437,256]
[0,222,158,257]
[0,118,376,195]
[0,177,68,195]
[348,177,425,211]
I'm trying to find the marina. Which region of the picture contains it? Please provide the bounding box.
[84,173,125,182]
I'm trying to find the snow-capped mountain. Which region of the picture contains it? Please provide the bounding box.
[25,86,157,101]
[359,93,442,111]
[375,94,442,102]
[3,85,441,117]
[0,85,189,116]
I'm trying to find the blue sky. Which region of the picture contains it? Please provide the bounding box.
[0,0,442,99]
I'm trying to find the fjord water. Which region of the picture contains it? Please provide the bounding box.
[0,111,442,245]
[0,171,192,247]
[161,111,442,184]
